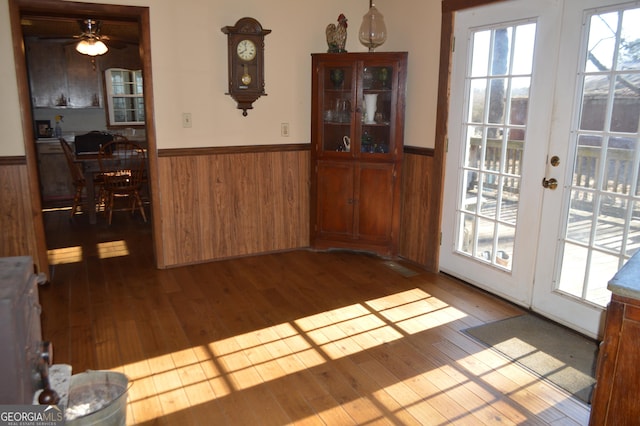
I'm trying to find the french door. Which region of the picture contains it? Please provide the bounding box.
[441,0,640,339]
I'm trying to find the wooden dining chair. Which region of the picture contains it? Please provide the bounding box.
[60,138,104,218]
[98,137,147,225]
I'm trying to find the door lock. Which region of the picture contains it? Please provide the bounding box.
[542,177,558,190]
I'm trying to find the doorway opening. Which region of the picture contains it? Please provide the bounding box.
[9,0,160,274]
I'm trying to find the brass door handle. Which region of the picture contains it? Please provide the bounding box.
[542,177,558,190]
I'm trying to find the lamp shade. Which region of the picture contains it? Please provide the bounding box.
[358,3,387,52]
[76,39,108,56]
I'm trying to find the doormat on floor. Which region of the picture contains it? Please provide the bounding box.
[464,314,599,404]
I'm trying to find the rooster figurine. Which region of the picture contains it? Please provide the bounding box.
[326,14,348,53]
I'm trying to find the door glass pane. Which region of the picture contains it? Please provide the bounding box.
[512,24,536,75]
[611,76,640,132]
[581,76,609,131]
[471,30,491,77]
[585,11,618,72]
[455,21,537,271]
[488,78,507,124]
[558,5,640,306]
[469,80,487,123]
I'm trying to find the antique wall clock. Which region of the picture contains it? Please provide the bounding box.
[221,17,271,116]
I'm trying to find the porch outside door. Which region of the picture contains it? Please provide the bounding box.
[441,0,640,339]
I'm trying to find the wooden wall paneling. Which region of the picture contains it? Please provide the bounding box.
[212,154,238,257]
[160,156,177,262]
[172,155,202,264]
[399,150,437,269]
[0,163,41,266]
[258,152,282,253]
[157,149,309,267]
[195,154,215,260]
[239,153,261,254]
[293,152,308,244]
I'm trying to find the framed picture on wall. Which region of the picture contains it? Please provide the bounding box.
[35,120,51,138]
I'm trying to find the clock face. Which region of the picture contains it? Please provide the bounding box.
[236,39,256,61]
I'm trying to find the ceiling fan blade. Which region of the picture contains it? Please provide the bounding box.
[105,39,127,49]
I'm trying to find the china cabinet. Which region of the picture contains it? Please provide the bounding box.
[310,52,407,256]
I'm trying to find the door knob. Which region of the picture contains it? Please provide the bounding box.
[542,177,558,190]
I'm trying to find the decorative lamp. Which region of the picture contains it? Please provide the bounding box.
[358,0,387,52]
[76,38,108,56]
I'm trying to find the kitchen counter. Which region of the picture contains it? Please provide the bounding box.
[608,251,640,299]
[590,250,640,425]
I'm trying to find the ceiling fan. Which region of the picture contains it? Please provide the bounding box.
[74,19,111,56]
[27,17,134,55]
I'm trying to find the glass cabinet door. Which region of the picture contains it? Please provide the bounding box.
[318,61,396,158]
[320,64,355,154]
[360,64,394,157]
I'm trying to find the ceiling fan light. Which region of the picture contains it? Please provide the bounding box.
[76,39,108,56]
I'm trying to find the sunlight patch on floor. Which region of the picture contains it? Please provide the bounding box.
[97,240,130,259]
[47,240,129,264]
[47,246,83,265]
[120,288,469,423]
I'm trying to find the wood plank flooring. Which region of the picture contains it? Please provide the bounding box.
[40,209,591,425]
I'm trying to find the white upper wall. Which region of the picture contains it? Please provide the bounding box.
[0,0,441,155]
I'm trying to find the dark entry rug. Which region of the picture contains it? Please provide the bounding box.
[464,314,599,404]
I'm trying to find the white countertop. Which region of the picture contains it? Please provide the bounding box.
[608,251,640,299]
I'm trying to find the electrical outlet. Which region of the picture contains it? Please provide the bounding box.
[182,113,192,128]
[281,122,290,137]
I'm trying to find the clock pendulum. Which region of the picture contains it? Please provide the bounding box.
[241,64,252,86]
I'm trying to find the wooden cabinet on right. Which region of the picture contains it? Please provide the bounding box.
[589,252,640,425]
[310,52,407,257]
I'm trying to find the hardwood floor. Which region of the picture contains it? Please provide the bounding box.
[39,209,591,425]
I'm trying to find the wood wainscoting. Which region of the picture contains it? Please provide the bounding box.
[2,144,440,273]
[0,157,46,271]
[157,144,440,270]
[399,147,439,271]
[157,145,311,267]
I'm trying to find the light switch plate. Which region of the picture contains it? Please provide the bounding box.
[182,113,192,128]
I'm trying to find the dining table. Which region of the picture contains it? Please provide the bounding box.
[75,152,147,224]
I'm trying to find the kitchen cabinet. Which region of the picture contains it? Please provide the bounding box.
[36,140,75,202]
[589,252,640,425]
[26,40,69,108]
[26,38,101,108]
[0,256,42,404]
[25,38,141,109]
[65,44,102,108]
[310,52,407,257]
